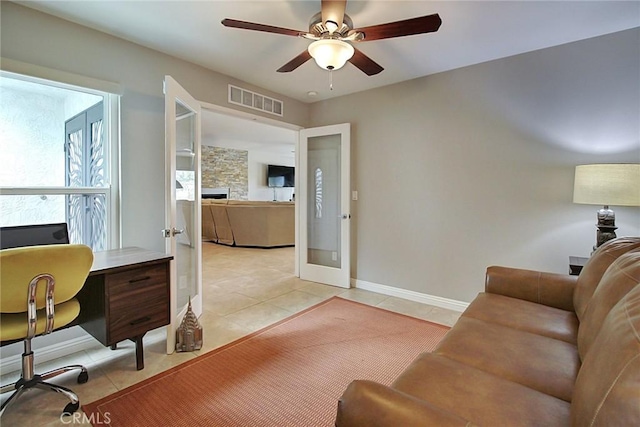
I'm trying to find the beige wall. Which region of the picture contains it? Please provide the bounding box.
[0,2,310,252]
[309,28,640,302]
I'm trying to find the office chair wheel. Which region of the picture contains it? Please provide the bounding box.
[62,401,80,416]
[77,370,89,384]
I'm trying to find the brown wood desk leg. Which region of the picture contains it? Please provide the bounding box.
[110,344,117,350]
[132,335,145,370]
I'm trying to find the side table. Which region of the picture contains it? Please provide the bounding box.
[569,256,589,276]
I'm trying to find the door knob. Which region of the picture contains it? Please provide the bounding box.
[162,228,184,238]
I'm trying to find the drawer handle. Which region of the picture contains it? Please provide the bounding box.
[129,276,151,284]
[129,316,151,326]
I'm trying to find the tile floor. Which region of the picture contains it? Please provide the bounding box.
[0,242,461,426]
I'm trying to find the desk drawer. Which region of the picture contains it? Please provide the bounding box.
[106,264,169,343]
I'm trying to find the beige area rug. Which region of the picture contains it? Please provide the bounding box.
[83,297,450,427]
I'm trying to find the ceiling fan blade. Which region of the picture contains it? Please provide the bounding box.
[221,18,304,37]
[277,50,313,73]
[349,48,384,76]
[321,0,347,31]
[355,13,442,41]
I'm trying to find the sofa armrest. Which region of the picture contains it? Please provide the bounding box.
[336,380,475,427]
[485,266,577,311]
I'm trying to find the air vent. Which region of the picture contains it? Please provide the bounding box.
[228,85,283,117]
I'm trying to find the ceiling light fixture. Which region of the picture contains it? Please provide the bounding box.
[307,39,354,71]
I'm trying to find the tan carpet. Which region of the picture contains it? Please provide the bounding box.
[83,297,450,427]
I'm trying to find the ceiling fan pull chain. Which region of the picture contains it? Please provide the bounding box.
[329,69,333,91]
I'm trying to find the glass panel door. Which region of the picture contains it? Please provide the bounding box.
[164,76,202,354]
[299,123,350,288]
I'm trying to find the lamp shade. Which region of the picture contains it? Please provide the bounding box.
[308,39,354,71]
[573,164,640,206]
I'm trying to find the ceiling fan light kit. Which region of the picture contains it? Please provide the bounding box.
[222,0,442,78]
[308,39,354,71]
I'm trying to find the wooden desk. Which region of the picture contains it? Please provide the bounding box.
[77,247,172,370]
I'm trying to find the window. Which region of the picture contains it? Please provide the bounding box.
[0,72,119,250]
[65,102,107,250]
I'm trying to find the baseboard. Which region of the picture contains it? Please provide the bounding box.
[351,278,470,312]
[0,335,97,375]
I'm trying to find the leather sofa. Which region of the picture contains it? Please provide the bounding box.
[336,237,640,426]
[202,200,294,248]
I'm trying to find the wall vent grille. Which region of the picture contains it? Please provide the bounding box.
[228,85,283,117]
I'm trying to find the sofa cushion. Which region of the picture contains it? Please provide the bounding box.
[571,283,640,426]
[210,204,234,245]
[485,266,577,311]
[462,292,579,344]
[392,353,571,427]
[573,237,640,322]
[201,204,217,242]
[434,317,579,402]
[226,204,294,247]
[577,249,640,360]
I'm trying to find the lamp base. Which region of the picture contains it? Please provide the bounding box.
[593,206,617,253]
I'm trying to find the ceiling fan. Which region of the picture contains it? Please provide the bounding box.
[221,0,441,76]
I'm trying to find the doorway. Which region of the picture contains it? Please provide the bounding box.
[199,104,300,287]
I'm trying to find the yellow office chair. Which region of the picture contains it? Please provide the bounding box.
[0,244,93,417]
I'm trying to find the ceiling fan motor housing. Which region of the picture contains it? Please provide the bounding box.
[309,12,354,38]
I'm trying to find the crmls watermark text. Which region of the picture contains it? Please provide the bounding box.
[60,412,111,425]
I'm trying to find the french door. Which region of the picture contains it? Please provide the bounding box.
[163,76,202,354]
[298,123,351,288]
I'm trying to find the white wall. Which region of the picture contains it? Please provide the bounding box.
[309,28,640,303]
[200,143,295,201]
[201,111,297,201]
[249,150,295,201]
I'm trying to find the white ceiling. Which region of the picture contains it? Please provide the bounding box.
[202,110,298,153]
[17,1,640,104]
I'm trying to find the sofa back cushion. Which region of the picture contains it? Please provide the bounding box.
[573,237,640,322]
[577,249,640,360]
[571,282,640,426]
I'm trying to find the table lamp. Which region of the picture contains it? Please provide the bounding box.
[573,164,640,252]
[268,176,285,201]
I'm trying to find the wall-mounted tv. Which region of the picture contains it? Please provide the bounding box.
[267,164,294,188]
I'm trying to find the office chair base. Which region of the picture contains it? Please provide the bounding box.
[0,366,89,417]
[40,364,89,384]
